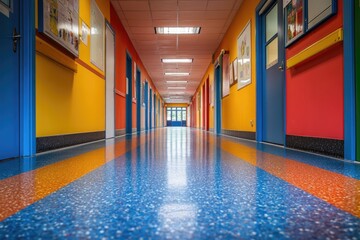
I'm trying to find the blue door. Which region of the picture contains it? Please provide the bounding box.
[149,88,152,129]
[261,2,285,145]
[0,0,20,160]
[144,82,149,130]
[153,94,156,128]
[136,69,141,132]
[126,53,132,134]
[214,64,222,135]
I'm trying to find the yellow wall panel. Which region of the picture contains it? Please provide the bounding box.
[36,54,105,137]
[36,0,109,137]
[197,0,260,132]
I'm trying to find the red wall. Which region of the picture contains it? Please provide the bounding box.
[286,0,344,140]
[110,4,158,131]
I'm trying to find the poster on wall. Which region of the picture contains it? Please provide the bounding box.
[222,53,230,97]
[237,21,251,90]
[81,21,90,46]
[39,0,79,56]
[285,0,304,45]
[90,0,105,71]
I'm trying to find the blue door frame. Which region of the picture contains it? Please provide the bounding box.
[214,62,222,135]
[145,82,149,131]
[256,0,286,146]
[0,0,35,160]
[343,0,356,160]
[153,94,156,128]
[149,88,152,129]
[126,52,132,134]
[136,68,141,132]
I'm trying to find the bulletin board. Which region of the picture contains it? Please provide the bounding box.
[90,0,105,71]
[39,0,79,56]
[284,0,337,46]
[307,0,335,30]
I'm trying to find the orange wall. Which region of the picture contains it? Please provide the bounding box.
[110,4,159,131]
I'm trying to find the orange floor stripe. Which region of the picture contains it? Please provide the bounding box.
[0,136,144,221]
[209,137,360,218]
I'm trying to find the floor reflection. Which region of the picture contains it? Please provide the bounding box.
[0,128,359,239]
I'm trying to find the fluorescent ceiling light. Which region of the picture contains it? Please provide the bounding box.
[162,58,193,63]
[166,81,188,84]
[169,92,185,95]
[164,72,190,76]
[155,27,201,35]
[168,87,186,90]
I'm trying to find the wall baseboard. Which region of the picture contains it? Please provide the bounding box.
[286,135,344,158]
[116,129,126,136]
[222,129,256,140]
[36,131,105,153]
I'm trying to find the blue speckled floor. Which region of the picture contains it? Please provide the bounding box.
[0,128,360,239]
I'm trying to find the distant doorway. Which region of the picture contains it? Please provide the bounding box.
[166,107,187,127]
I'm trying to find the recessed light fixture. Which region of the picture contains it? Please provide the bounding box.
[161,58,193,63]
[168,87,186,90]
[155,27,201,35]
[164,72,190,76]
[169,92,185,95]
[166,81,188,84]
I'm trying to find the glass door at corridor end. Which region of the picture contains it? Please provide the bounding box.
[167,108,187,127]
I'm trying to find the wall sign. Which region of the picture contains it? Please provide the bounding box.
[39,0,79,56]
[237,21,251,90]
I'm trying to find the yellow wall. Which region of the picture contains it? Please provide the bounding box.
[36,0,110,137]
[197,0,259,132]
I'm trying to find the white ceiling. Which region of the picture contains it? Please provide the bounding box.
[111,0,243,103]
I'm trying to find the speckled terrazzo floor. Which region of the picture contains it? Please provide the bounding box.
[0,128,360,239]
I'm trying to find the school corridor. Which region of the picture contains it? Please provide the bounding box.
[1,0,360,238]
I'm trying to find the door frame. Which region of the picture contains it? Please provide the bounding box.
[125,52,132,134]
[136,67,141,132]
[105,21,115,139]
[343,0,356,160]
[355,0,360,161]
[214,62,222,135]
[255,0,286,145]
[20,1,36,156]
[145,81,149,130]
[149,88,152,129]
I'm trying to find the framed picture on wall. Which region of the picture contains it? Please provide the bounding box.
[222,53,230,97]
[237,21,251,90]
[229,61,234,86]
[233,58,238,82]
[285,0,304,45]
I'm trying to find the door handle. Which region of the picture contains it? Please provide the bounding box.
[278,61,284,71]
[13,28,21,53]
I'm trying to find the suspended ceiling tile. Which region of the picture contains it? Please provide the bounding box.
[149,0,178,11]
[123,11,152,20]
[207,0,236,11]
[118,1,150,11]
